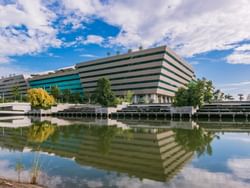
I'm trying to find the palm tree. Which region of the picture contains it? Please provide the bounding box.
[225,94,234,101]
[238,94,244,101]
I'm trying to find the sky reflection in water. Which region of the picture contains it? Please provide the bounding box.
[0,117,249,188]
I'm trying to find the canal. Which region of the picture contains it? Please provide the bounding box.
[0,116,249,188]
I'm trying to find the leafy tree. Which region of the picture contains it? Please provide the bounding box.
[12,85,20,101]
[50,86,61,102]
[124,90,134,103]
[71,92,82,103]
[174,78,215,107]
[93,77,117,107]
[27,88,55,109]
[225,94,234,101]
[203,79,214,103]
[62,89,71,103]
[83,91,92,104]
[213,89,225,101]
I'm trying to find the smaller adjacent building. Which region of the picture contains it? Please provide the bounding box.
[0,74,29,101]
[28,66,83,95]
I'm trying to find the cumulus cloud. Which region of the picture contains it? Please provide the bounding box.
[228,158,250,180]
[106,165,250,188]
[0,0,61,63]
[82,35,104,45]
[1,0,250,64]
[227,44,250,64]
[63,0,250,58]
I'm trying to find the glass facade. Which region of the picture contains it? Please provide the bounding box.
[29,74,83,95]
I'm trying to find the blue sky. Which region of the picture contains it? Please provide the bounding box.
[1,0,250,98]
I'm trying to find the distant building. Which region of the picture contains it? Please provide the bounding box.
[0,75,29,101]
[28,66,83,95]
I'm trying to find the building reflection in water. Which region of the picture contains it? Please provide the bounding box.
[1,116,240,183]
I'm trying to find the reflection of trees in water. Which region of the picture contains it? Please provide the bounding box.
[173,127,218,157]
[27,121,55,144]
[26,121,56,184]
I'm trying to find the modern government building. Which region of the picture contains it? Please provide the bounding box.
[0,46,195,103]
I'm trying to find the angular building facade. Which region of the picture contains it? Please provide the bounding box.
[0,74,29,101]
[76,46,195,103]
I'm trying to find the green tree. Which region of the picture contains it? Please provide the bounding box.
[124,90,134,103]
[204,79,214,103]
[27,88,55,109]
[225,94,234,101]
[174,78,215,107]
[50,86,61,102]
[62,89,71,103]
[12,85,20,101]
[93,77,117,107]
[71,92,82,103]
[83,91,92,104]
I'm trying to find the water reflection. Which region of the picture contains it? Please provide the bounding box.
[0,117,250,187]
[173,127,217,157]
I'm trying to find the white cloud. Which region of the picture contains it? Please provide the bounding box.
[63,0,250,57]
[1,0,250,65]
[228,158,250,180]
[0,64,33,77]
[82,35,104,45]
[107,165,250,188]
[0,0,61,63]
[63,35,104,48]
[222,133,250,143]
[217,81,250,98]
[219,81,250,87]
[227,44,250,64]
[80,54,98,58]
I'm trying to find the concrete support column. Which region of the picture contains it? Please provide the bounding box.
[151,94,158,103]
[133,95,138,104]
[145,94,150,104]
[161,95,164,104]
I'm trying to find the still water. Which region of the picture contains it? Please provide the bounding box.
[0,116,250,188]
